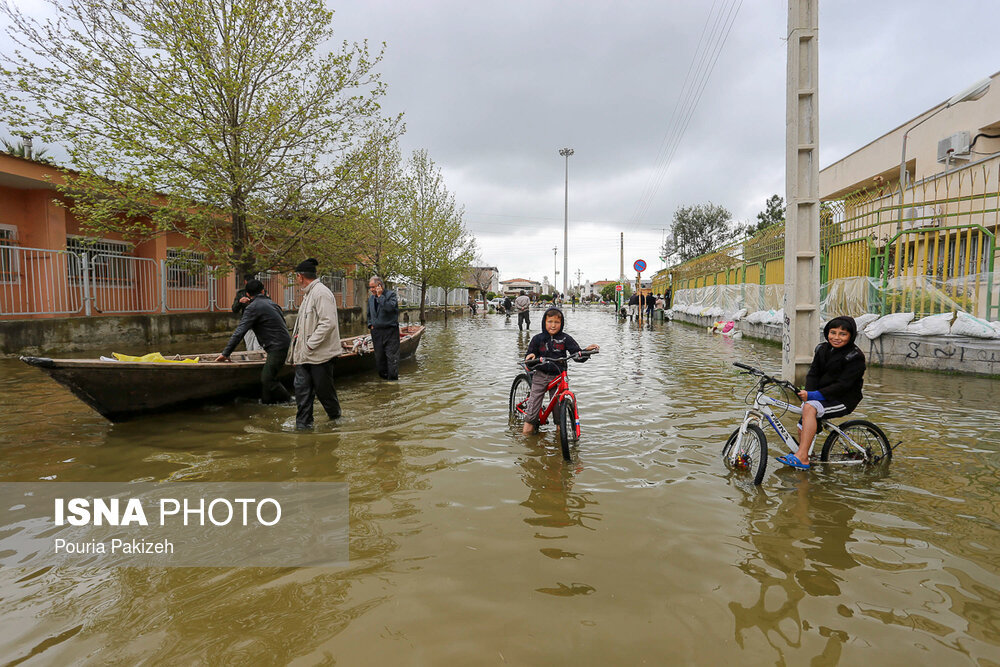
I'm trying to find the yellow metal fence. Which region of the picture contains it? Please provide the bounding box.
[665,154,1000,320]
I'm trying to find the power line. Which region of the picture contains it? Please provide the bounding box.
[627,0,744,232]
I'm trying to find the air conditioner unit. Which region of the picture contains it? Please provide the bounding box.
[937,131,972,163]
[901,205,943,230]
[901,207,923,230]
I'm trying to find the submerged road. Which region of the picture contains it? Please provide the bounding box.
[1,307,998,663]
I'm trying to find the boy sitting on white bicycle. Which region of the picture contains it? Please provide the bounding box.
[778,316,866,470]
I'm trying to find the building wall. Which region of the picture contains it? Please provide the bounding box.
[820,71,1000,199]
[0,154,243,320]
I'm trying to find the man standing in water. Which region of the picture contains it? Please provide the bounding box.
[288,258,342,429]
[216,279,291,404]
[515,290,531,331]
[367,275,400,381]
[232,275,263,351]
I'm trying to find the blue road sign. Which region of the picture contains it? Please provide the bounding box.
[634,259,646,273]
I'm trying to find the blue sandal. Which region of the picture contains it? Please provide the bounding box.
[777,454,811,470]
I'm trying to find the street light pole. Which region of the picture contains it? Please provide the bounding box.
[897,76,991,231]
[552,246,558,295]
[559,147,574,297]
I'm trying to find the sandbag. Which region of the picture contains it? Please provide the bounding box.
[853,313,879,331]
[950,311,1000,339]
[733,308,748,321]
[905,312,954,336]
[863,312,914,339]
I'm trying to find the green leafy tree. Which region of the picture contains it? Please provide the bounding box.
[399,149,476,323]
[340,125,408,282]
[599,282,631,303]
[0,0,393,282]
[736,194,785,238]
[662,203,733,262]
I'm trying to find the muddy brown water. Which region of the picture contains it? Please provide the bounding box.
[1,308,998,664]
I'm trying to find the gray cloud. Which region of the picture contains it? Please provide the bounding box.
[328,0,1000,285]
[9,0,998,286]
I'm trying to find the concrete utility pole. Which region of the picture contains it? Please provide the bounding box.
[559,148,574,296]
[783,0,821,384]
[619,232,624,282]
[575,269,583,291]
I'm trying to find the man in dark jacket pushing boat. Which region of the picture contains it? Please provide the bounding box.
[216,279,292,404]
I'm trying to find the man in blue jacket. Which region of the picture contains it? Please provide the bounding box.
[367,276,400,381]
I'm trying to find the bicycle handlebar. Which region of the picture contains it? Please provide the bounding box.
[732,361,799,392]
[523,349,598,368]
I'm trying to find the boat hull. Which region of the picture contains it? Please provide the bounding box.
[20,326,424,421]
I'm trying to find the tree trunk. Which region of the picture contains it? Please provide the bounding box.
[231,191,253,285]
[419,281,427,324]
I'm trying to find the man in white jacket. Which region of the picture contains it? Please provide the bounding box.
[514,290,531,331]
[288,258,342,429]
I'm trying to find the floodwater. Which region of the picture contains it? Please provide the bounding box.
[1,308,999,664]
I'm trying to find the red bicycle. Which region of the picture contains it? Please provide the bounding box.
[509,350,598,459]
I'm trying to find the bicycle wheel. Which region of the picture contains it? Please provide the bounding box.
[820,419,891,465]
[509,373,531,421]
[722,424,767,485]
[558,395,578,460]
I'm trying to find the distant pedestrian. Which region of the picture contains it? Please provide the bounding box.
[367,275,400,381]
[216,279,291,404]
[468,296,478,315]
[515,290,531,331]
[628,293,639,319]
[503,295,513,318]
[644,292,655,319]
[288,258,342,429]
[664,287,672,310]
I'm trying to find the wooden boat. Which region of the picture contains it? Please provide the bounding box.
[20,325,424,422]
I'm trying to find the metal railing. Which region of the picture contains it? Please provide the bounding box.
[86,253,160,314]
[0,246,84,316]
[663,153,1000,321]
[0,247,223,318]
[0,250,424,321]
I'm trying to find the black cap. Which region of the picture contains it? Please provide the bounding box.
[245,279,264,296]
[295,258,319,274]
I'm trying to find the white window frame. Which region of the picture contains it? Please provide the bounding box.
[66,236,134,286]
[166,248,208,290]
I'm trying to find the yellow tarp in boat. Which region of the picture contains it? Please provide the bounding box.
[111,352,198,364]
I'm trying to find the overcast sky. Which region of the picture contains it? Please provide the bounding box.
[328,0,1000,288]
[6,1,1000,289]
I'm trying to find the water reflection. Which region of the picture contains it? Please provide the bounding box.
[728,475,857,662]
[1,309,999,662]
[517,449,598,533]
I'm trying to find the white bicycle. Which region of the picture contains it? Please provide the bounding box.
[723,362,892,485]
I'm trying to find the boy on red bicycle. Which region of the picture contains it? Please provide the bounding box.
[522,307,599,434]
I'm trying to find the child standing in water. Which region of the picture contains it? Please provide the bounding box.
[522,307,599,435]
[778,316,865,469]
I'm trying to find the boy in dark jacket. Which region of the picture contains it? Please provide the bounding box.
[522,307,599,435]
[778,316,865,469]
